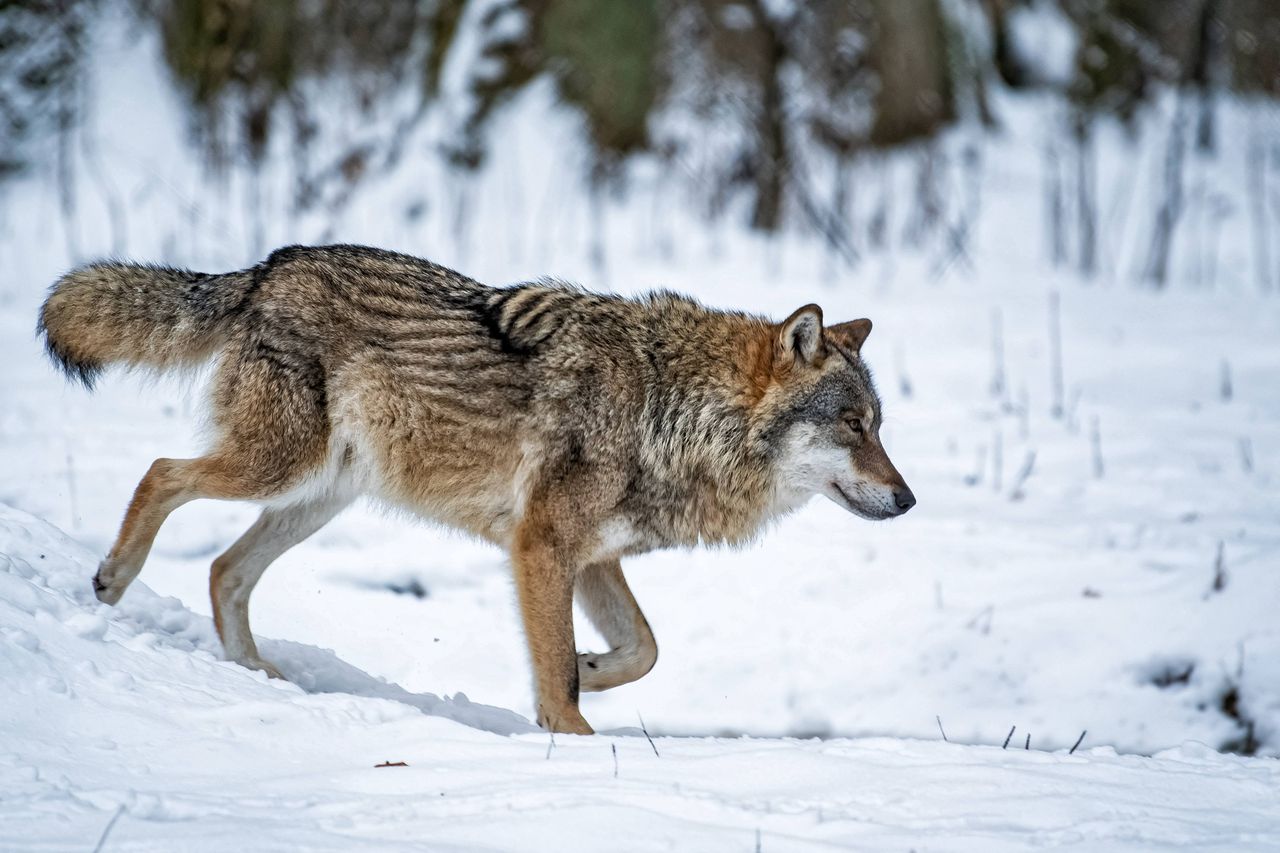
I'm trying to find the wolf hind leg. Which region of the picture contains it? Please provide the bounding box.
[93,454,296,605]
[94,345,331,605]
[575,559,658,692]
[210,492,352,677]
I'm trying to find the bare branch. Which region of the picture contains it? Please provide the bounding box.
[638,712,660,758]
[91,806,125,853]
[1009,451,1037,501]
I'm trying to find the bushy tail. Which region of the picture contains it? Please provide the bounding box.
[38,261,259,388]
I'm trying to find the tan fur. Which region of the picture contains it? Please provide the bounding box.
[39,244,914,733]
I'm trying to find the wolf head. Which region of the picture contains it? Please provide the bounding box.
[756,304,915,521]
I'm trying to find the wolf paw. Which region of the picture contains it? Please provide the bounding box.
[578,645,656,692]
[240,657,286,680]
[537,706,594,735]
[578,652,613,692]
[91,562,127,606]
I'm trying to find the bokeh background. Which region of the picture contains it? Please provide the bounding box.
[3,0,1280,270]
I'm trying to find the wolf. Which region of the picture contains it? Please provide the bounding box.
[38,244,914,734]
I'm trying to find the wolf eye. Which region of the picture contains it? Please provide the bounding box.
[845,417,864,435]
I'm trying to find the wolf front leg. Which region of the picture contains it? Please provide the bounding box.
[512,518,594,735]
[576,559,658,692]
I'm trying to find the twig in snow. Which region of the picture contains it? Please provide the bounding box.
[1049,291,1064,419]
[612,742,618,778]
[1208,541,1228,596]
[91,805,125,853]
[1069,730,1087,754]
[1239,437,1254,474]
[966,605,994,635]
[755,828,763,853]
[374,760,408,768]
[637,712,660,757]
[936,715,949,742]
[1220,359,1233,402]
[546,731,556,760]
[1219,643,1260,755]
[1009,451,1037,502]
[1025,733,1030,750]
[1003,725,1016,749]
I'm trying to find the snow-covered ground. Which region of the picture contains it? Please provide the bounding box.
[4,504,1280,851]
[2,14,1279,851]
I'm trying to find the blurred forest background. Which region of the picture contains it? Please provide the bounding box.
[1,0,1278,286]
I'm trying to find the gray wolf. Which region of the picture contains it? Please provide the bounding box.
[38,244,914,734]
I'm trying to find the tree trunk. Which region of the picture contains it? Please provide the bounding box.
[867,0,956,148]
[746,0,788,232]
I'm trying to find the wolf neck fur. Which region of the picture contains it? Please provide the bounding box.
[633,308,795,546]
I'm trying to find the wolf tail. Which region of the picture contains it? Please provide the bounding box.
[38,261,259,389]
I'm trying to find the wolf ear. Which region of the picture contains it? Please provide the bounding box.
[829,318,872,354]
[779,304,824,364]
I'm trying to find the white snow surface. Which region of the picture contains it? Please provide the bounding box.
[2,505,1279,851]
[2,16,1280,852]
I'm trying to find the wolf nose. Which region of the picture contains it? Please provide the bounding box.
[893,486,916,513]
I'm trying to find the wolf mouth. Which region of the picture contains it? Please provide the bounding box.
[832,481,893,520]
[832,481,860,512]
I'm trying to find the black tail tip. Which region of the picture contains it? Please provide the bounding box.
[36,318,101,391]
[46,341,102,390]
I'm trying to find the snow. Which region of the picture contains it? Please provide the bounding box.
[2,13,1280,852]
[3,505,1280,851]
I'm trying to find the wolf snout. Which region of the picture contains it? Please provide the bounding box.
[892,485,916,514]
